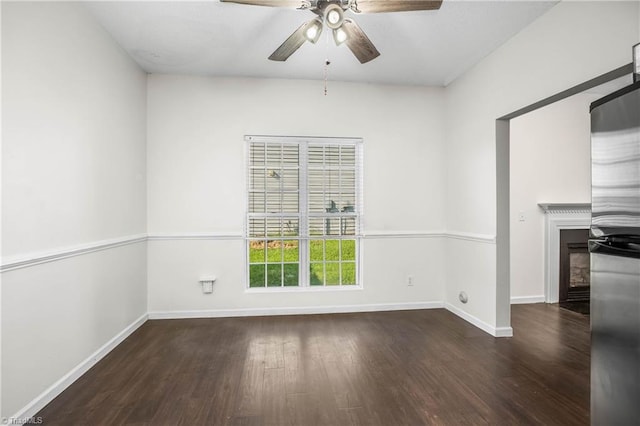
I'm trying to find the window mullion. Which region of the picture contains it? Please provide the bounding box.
[299,142,309,287]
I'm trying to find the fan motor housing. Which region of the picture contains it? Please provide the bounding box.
[316,0,350,11]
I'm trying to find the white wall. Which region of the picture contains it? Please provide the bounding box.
[147,75,446,314]
[0,2,4,417]
[1,2,147,417]
[510,93,600,302]
[444,1,639,329]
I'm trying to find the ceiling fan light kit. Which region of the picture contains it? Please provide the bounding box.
[324,4,344,29]
[304,18,323,43]
[333,27,348,45]
[220,0,442,64]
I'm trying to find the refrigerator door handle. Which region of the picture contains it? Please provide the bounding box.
[589,239,640,259]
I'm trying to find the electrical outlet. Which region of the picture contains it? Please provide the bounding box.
[407,275,414,286]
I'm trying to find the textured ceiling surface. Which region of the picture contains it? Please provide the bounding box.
[86,1,558,86]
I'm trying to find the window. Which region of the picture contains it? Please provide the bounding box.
[246,136,362,288]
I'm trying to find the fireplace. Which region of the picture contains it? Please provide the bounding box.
[559,229,590,303]
[539,203,591,304]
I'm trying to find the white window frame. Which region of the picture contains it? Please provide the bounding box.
[245,135,363,290]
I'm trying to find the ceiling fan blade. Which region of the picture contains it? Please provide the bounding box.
[341,19,380,64]
[220,0,309,9]
[268,21,312,61]
[353,0,442,13]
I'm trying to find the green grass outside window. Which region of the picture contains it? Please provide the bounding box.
[249,239,356,287]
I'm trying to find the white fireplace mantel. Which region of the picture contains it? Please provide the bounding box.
[538,203,591,215]
[538,203,591,303]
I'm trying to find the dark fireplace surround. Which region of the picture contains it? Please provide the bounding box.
[559,229,590,304]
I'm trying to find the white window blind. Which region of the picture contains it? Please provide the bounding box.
[246,136,363,288]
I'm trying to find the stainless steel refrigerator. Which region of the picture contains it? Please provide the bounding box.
[589,79,640,425]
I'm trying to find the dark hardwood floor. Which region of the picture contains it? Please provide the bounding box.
[36,304,590,425]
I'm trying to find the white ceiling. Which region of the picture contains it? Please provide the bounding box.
[86,1,558,86]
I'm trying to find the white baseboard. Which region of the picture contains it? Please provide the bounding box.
[148,301,444,320]
[445,303,513,337]
[493,327,514,337]
[510,295,546,304]
[11,313,148,421]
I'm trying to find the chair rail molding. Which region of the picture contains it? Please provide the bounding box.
[1,234,147,273]
[538,203,591,303]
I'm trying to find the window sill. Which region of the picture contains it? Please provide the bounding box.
[245,285,363,294]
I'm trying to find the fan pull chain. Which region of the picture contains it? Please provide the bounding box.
[324,30,330,96]
[324,59,331,96]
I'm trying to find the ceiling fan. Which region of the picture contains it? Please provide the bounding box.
[220,0,443,64]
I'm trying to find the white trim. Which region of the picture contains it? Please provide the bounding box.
[0,230,496,274]
[494,327,514,338]
[10,313,148,421]
[445,231,496,244]
[510,295,546,304]
[538,203,591,214]
[148,301,444,319]
[148,231,490,241]
[246,285,363,293]
[146,231,492,242]
[147,233,243,241]
[245,135,363,145]
[363,231,446,239]
[332,231,493,242]
[1,234,147,273]
[445,303,513,337]
[540,205,591,303]
[150,231,451,240]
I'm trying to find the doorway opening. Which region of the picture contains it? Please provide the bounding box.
[495,63,634,331]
